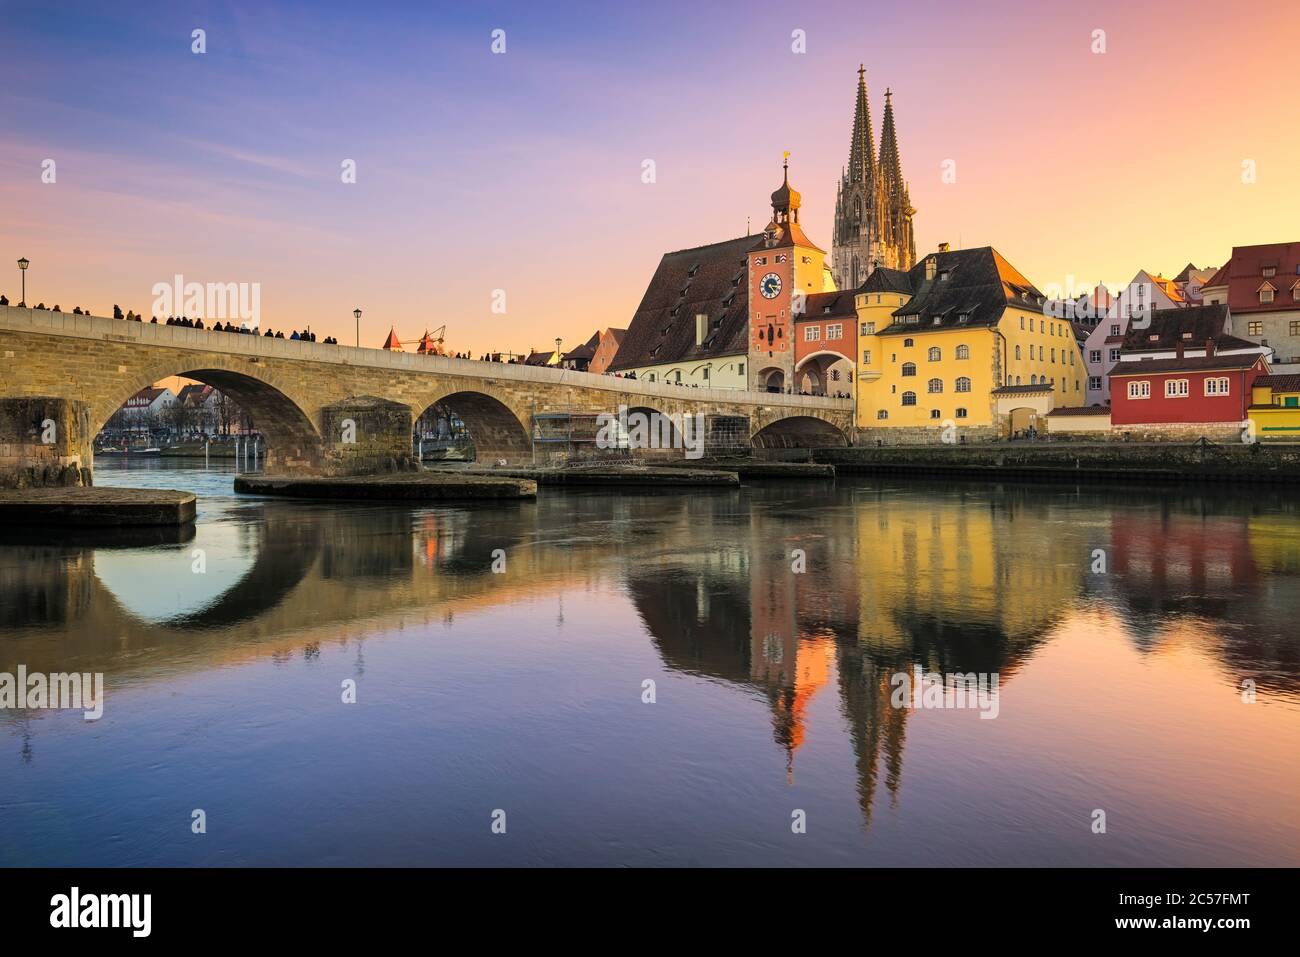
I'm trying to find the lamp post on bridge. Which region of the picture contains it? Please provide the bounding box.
[17,257,29,306]
[354,308,362,348]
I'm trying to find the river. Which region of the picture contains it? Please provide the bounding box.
[1,459,1297,866]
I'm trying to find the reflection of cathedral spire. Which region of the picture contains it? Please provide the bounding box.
[836,647,908,825]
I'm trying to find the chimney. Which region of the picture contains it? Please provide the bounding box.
[938,242,951,253]
[1205,338,1215,357]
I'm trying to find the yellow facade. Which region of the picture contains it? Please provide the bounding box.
[854,301,1086,431]
[1249,381,1300,439]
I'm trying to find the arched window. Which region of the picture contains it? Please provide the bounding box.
[956,408,968,418]
[903,338,914,347]
[927,378,943,393]
[901,391,917,406]
[1015,345,1022,360]
[956,344,970,359]
[928,346,941,361]
[901,362,917,376]
[1030,374,1038,384]
[929,409,941,419]
[955,376,971,393]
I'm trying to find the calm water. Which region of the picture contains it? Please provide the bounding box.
[1,459,1297,866]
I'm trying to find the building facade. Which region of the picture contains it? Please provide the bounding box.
[831,67,916,290]
[1200,242,1300,365]
[854,245,1086,440]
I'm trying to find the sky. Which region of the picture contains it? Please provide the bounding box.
[3,0,1298,357]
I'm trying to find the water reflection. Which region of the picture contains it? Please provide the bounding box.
[1,472,1297,865]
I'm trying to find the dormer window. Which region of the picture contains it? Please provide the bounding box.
[938,269,950,281]
[1262,266,1276,278]
[1259,281,1276,304]
[1148,334,1159,341]
[687,264,700,277]
[957,313,969,324]
[925,257,937,281]
[1182,331,1193,339]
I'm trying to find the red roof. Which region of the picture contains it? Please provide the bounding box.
[1214,242,1300,313]
[381,327,402,350]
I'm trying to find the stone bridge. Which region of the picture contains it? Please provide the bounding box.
[0,305,852,483]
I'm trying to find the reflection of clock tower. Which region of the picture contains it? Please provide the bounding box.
[748,156,829,393]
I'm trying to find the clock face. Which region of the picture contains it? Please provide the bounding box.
[760,272,782,299]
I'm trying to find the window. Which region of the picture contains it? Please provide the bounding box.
[1261,289,1274,304]
[903,338,914,347]
[1040,320,1045,332]
[1015,345,1022,360]
[1110,324,1120,336]
[1030,374,1038,384]
[877,409,888,420]
[860,321,875,335]
[1109,348,1120,362]
[1263,266,1277,278]
[1165,378,1189,398]
[930,409,942,419]
[928,346,941,361]
[1292,321,1300,336]
[1128,380,1151,399]
[957,313,969,324]
[956,408,967,418]
[901,391,917,406]
[1205,377,1230,396]
[804,326,820,342]
[901,362,917,376]
[862,350,871,364]
[1020,316,1025,330]
[927,378,943,393]
[955,376,971,393]
[1051,348,1056,362]
[956,344,970,359]
[702,367,710,380]
[827,323,843,340]
[738,363,744,376]
[1249,321,1263,335]
[1088,376,1102,390]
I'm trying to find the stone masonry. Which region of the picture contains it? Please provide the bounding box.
[0,305,853,481]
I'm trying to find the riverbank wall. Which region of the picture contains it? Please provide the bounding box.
[814,442,1300,483]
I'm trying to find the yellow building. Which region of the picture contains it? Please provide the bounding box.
[854,245,1086,440]
[1248,373,1300,440]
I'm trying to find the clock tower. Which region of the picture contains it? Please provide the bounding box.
[748,156,828,393]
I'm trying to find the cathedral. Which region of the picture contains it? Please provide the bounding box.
[832,66,916,290]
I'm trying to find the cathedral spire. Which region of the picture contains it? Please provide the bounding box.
[846,64,876,186]
[879,87,902,193]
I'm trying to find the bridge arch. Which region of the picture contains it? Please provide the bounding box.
[414,390,531,464]
[94,362,324,474]
[751,413,849,449]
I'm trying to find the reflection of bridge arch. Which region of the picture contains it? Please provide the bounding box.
[96,357,323,472]
[413,390,531,463]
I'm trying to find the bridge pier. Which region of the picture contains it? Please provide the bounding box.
[319,397,418,476]
[0,397,94,488]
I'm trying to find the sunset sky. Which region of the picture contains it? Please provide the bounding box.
[3,0,1298,357]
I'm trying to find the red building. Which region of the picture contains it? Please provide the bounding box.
[792,289,857,396]
[1109,343,1268,426]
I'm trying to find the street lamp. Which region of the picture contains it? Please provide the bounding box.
[17,257,29,306]
[353,308,362,347]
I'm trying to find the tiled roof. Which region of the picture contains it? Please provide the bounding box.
[562,330,601,362]
[1255,373,1300,393]
[1108,352,1266,376]
[608,234,753,371]
[1120,304,1230,352]
[1215,242,1300,313]
[1047,405,1111,416]
[796,289,857,321]
[859,266,913,295]
[992,383,1054,395]
[878,246,1044,337]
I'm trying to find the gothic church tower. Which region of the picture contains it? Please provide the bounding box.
[831,67,916,290]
